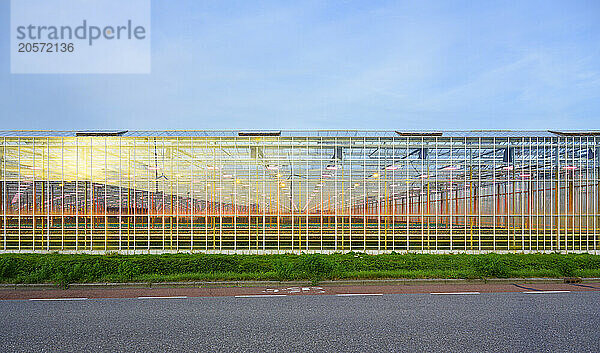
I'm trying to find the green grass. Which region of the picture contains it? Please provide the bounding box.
[0,252,599,286]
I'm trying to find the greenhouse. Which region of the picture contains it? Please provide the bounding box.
[0,130,598,254]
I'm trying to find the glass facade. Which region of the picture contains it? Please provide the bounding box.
[0,130,598,253]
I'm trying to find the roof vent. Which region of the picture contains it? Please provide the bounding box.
[76,130,128,137]
[549,130,600,136]
[238,130,281,137]
[395,131,442,137]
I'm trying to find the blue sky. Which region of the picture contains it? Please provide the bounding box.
[1,0,599,130]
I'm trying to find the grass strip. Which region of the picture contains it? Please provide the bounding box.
[0,252,599,286]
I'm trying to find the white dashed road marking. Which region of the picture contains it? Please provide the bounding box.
[336,293,383,297]
[430,292,481,295]
[30,298,88,301]
[235,295,288,298]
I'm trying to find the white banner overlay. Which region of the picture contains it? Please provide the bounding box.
[11,0,151,74]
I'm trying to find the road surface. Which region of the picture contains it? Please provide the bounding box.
[1,288,598,352]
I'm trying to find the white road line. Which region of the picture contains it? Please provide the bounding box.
[137,296,188,299]
[235,295,288,298]
[523,291,571,294]
[29,298,88,301]
[336,293,384,297]
[430,292,481,295]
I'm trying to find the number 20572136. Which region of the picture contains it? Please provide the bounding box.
[17,42,74,53]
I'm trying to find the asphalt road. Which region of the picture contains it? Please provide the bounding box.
[1,292,598,352]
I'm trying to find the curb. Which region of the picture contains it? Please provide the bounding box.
[1,278,599,290]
